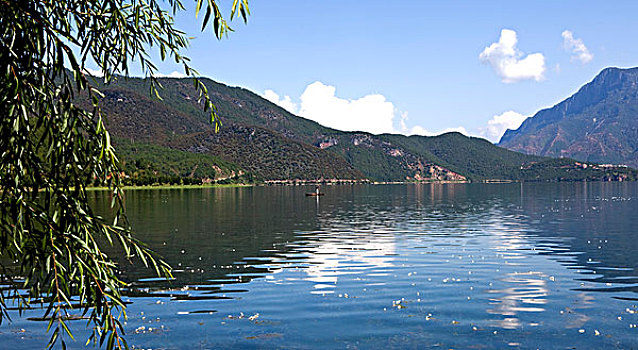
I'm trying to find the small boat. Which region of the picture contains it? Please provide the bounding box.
[305,192,325,197]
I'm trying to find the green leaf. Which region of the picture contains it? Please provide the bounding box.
[202,6,212,31]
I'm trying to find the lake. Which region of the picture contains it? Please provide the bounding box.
[2,183,638,349]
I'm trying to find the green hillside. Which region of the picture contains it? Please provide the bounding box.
[115,140,249,185]
[82,74,638,183]
[81,78,365,182]
[384,132,542,181]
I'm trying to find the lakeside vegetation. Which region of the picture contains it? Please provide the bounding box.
[113,139,254,186]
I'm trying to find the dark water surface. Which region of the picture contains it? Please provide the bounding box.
[2,183,638,349]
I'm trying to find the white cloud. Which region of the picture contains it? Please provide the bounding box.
[263,89,298,114]
[479,29,546,83]
[297,81,397,134]
[156,71,187,78]
[408,125,470,137]
[481,110,528,143]
[398,112,409,132]
[264,82,473,137]
[562,30,593,64]
[399,112,470,137]
[84,67,104,77]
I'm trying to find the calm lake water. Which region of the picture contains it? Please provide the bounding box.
[2,183,638,349]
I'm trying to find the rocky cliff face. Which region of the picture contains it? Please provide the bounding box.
[499,67,638,167]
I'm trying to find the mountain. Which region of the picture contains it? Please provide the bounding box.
[81,74,637,184]
[89,85,365,183]
[499,67,638,167]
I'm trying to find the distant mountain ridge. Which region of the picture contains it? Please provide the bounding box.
[81,73,637,184]
[500,67,638,167]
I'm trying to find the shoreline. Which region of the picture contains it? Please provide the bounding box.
[85,178,633,191]
[86,183,253,191]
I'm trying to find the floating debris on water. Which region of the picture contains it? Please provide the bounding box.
[392,299,407,309]
[245,333,283,340]
[226,312,262,322]
[134,325,166,334]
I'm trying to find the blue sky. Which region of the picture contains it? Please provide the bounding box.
[122,0,638,142]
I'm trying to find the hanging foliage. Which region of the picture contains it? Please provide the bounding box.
[0,0,249,348]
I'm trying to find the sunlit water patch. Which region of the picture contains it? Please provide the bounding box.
[2,183,638,349]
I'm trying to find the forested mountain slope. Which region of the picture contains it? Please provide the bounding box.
[83,74,637,183]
